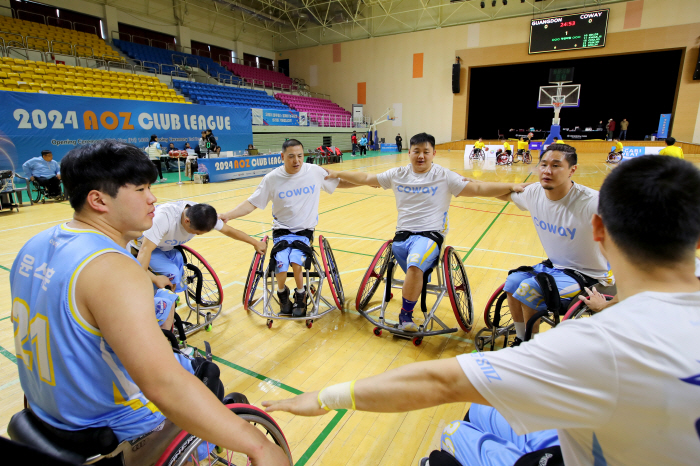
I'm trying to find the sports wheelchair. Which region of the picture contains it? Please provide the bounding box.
[516,149,532,164]
[474,262,616,351]
[8,346,292,465]
[243,235,344,329]
[355,240,473,346]
[495,149,513,166]
[130,244,224,342]
[30,177,65,203]
[606,151,623,164]
[469,148,486,161]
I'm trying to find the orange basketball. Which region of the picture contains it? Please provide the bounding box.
[528,132,534,139]
[484,147,489,151]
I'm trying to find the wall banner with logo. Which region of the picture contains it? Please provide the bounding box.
[0,91,252,172]
[261,109,299,126]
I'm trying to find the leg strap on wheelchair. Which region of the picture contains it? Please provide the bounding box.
[385,260,395,302]
[162,329,180,350]
[191,342,224,401]
[172,312,187,343]
[419,268,433,314]
[268,238,316,272]
[534,272,561,315]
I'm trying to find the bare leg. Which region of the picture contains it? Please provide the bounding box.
[507,292,523,323]
[403,266,424,302]
[161,300,177,331]
[521,303,540,335]
[291,263,304,290]
[275,271,288,291]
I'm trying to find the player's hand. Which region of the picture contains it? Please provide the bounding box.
[254,240,267,255]
[218,213,232,223]
[262,391,329,417]
[324,169,339,180]
[30,176,35,182]
[577,286,609,312]
[154,274,174,290]
[250,443,290,466]
[510,182,534,193]
[57,174,61,180]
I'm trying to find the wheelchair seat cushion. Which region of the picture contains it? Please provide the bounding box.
[8,409,119,462]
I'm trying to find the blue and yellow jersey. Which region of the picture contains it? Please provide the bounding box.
[10,224,163,441]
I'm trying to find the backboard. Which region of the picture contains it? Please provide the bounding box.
[537,84,581,109]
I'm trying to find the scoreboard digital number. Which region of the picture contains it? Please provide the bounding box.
[529,9,609,54]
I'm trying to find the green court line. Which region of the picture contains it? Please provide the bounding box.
[294,409,348,466]
[0,265,9,272]
[0,316,9,322]
[319,195,376,215]
[461,173,532,263]
[205,351,303,395]
[0,343,17,364]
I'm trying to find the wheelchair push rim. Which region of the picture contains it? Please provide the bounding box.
[177,245,224,307]
[562,294,614,321]
[154,403,293,466]
[318,235,345,310]
[243,235,268,311]
[483,284,514,330]
[356,240,393,311]
[442,246,473,332]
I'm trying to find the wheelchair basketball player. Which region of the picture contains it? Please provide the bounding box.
[9,140,289,465]
[324,132,528,331]
[219,139,358,317]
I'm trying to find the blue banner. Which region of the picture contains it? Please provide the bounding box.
[380,143,398,152]
[657,113,671,139]
[197,155,283,182]
[529,142,543,150]
[0,91,252,172]
[263,109,298,126]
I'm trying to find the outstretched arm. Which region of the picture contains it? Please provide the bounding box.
[325,169,381,187]
[263,358,488,416]
[219,224,267,255]
[458,181,529,199]
[220,200,257,223]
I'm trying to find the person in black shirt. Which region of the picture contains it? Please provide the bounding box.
[205,129,222,155]
[396,133,403,153]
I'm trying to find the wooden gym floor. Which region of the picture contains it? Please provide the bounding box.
[1,150,698,465]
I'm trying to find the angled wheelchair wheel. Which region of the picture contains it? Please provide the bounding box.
[242,236,268,311]
[483,284,512,330]
[443,246,473,332]
[496,154,509,165]
[562,294,614,321]
[177,245,223,307]
[155,403,293,466]
[523,151,532,164]
[31,181,43,204]
[356,240,392,311]
[607,152,622,164]
[319,235,345,310]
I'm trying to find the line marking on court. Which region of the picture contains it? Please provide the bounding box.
[319,195,376,215]
[451,247,546,260]
[294,409,347,466]
[461,173,532,264]
[450,205,530,218]
[0,218,72,232]
[0,265,9,272]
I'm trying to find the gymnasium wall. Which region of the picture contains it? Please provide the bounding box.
[277,0,700,144]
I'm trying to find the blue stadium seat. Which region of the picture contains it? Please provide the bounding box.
[174,80,289,110]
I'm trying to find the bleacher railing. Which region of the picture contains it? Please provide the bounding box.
[26,36,49,52]
[14,9,99,36]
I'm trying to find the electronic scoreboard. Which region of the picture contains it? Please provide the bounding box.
[529,9,609,54]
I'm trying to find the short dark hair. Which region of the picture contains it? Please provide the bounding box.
[150,134,157,142]
[41,150,52,157]
[665,137,676,146]
[185,203,218,231]
[409,133,436,150]
[61,140,157,211]
[599,155,700,266]
[539,143,577,166]
[282,139,303,152]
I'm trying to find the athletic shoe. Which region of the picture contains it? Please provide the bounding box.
[419,458,430,466]
[292,289,307,317]
[278,287,292,315]
[509,336,523,347]
[398,320,419,332]
[181,347,195,356]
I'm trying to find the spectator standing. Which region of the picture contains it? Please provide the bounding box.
[396,133,403,153]
[351,131,358,155]
[147,135,165,183]
[196,130,208,157]
[206,129,221,155]
[22,150,62,197]
[619,119,629,140]
[607,119,616,140]
[359,134,368,156]
[596,120,604,131]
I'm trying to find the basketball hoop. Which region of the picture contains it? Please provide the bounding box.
[552,101,563,111]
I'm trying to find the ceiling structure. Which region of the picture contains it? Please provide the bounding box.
[108,0,631,52]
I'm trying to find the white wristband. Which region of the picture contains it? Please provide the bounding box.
[317,381,356,411]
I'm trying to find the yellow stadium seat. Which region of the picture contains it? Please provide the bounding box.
[6,72,19,79]
[0,72,6,79]
[3,79,18,89]
[17,82,30,89]
[34,68,46,75]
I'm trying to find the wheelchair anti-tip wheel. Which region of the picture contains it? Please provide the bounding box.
[242,236,268,311]
[443,246,474,332]
[319,235,345,310]
[155,403,293,466]
[356,240,393,311]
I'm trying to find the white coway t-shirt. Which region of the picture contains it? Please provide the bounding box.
[248,163,340,231]
[376,163,469,235]
[141,200,224,251]
[510,182,612,283]
[458,290,700,466]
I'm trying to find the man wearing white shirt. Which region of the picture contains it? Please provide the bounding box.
[263,155,700,466]
[135,201,265,328]
[498,143,614,345]
[219,139,358,317]
[324,133,527,331]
